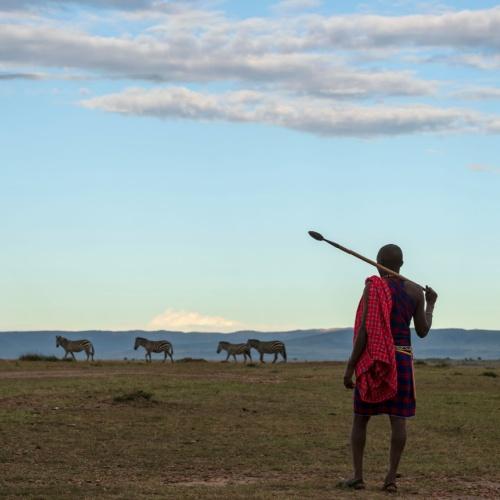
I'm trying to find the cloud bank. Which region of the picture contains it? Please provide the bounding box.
[0,23,435,98]
[81,86,493,138]
[3,3,500,138]
[0,0,156,10]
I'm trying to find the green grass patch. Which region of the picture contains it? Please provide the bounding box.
[1,360,499,499]
[434,361,450,368]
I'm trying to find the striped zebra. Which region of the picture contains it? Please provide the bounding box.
[55,335,94,361]
[134,337,174,363]
[247,339,287,363]
[216,341,252,362]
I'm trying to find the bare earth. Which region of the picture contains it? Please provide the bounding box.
[0,360,499,499]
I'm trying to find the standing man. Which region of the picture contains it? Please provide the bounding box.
[340,244,437,492]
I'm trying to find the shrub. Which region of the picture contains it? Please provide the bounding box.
[113,390,155,403]
[481,371,498,378]
[19,353,60,362]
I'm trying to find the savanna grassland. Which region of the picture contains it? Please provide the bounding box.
[0,360,499,499]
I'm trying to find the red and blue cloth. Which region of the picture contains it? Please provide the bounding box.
[354,276,417,418]
[353,275,397,404]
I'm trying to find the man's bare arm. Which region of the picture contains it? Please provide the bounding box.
[413,286,438,338]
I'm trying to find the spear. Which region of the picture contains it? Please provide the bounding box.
[308,230,426,292]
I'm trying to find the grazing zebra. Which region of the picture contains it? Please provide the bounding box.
[55,335,94,361]
[216,341,252,362]
[247,339,287,363]
[134,337,174,363]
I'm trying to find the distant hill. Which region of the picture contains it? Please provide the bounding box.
[1,328,500,361]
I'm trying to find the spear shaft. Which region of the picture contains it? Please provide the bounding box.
[308,230,426,292]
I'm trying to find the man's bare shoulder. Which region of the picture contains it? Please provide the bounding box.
[404,280,424,303]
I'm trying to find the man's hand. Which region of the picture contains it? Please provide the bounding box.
[425,286,438,305]
[343,364,355,389]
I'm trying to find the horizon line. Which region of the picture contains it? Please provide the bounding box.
[1,327,498,335]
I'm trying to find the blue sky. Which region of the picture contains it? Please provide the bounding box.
[1,0,499,331]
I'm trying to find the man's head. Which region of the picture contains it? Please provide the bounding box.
[377,244,403,273]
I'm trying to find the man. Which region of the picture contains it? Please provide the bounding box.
[340,244,437,492]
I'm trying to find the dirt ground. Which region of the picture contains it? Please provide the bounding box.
[1,360,499,499]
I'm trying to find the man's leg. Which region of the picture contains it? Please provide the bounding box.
[386,416,407,485]
[351,414,370,481]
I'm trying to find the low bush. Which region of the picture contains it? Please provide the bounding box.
[113,390,155,403]
[176,357,207,363]
[19,353,60,362]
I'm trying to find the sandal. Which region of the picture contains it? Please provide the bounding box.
[382,482,397,493]
[336,478,366,490]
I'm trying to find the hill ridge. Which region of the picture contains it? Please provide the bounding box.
[1,328,499,361]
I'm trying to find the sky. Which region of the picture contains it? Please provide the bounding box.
[1,0,500,332]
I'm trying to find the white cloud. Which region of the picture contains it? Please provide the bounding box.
[1,6,500,107]
[0,71,43,80]
[451,54,500,70]
[303,8,500,50]
[148,308,242,332]
[3,6,500,65]
[0,69,88,80]
[80,86,489,138]
[454,87,500,100]
[3,3,500,138]
[467,163,500,173]
[486,119,500,134]
[0,0,156,10]
[0,23,435,98]
[5,1,500,57]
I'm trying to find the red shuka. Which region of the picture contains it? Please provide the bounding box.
[354,276,397,403]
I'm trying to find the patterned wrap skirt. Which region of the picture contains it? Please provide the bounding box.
[354,347,416,418]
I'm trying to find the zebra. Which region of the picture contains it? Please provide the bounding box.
[247,339,287,363]
[216,341,252,362]
[55,335,95,361]
[134,337,174,363]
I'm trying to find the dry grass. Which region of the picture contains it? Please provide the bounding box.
[0,360,499,499]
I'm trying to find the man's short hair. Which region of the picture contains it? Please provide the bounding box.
[377,244,403,270]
